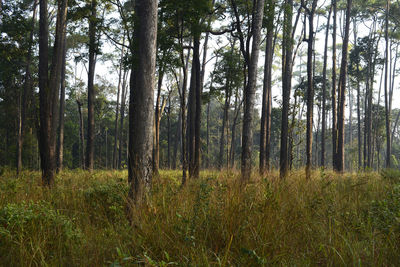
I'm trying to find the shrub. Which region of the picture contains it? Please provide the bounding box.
[0,201,82,265]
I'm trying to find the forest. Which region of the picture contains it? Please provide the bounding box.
[0,0,400,265]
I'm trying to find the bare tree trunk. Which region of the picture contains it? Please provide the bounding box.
[331,0,338,170]
[113,33,125,169]
[38,0,68,186]
[336,0,352,172]
[154,71,164,174]
[77,99,85,168]
[321,6,331,167]
[128,0,157,204]
[193,33,202,179]
[260,0,275,174]
[219,85,230,169]
[17,0,38,175]
[56,36,67,172]
[86,0,97,171]
[384,0,391,168]
[241,0,265,181]
[118,69,128,168]
[304,0,318,179]
[280,0,293,178]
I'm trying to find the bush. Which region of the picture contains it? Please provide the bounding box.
[370,185,400,233]
[380,168,400,182]
[0,201,82,265]
[83,181,129,223]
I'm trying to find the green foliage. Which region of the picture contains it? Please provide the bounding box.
[0,201,82,265]
[83,180,128,223]
[380,168,400,182]
[370,184,400,233]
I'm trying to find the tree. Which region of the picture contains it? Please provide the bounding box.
[260,0,275,174]
[302,0,318,179]
[38,0,68,185]
[128,0,158,204]
[335,0,352,172]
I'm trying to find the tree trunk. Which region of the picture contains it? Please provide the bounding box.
[331,0,338,170]
[118,69,128,168]
[113,34,125,169]
[193,33,202,179]
[17,0,38,175]
[219,85,230,169]
[86,0,97,171]
[336,0,352,172]
[384,0,391,168]
[128,0,157,204]
[56,35,67,172]
[305,0,318,179]
[38,0,68,186]
[280,0,293,178]
[154,71,164,174]
[321,6,331,167]
[241,0,265,181]
[77,99,85,168]
[260,0,275,174]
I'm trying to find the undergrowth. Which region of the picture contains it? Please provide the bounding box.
[0,168,399,266]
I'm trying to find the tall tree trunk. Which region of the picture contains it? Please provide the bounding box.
[113,34,125,169]
[17,0,38,174]
[128,0,158,204]
[280,0,293,178]
[219,85,230,169]
[154,71,164,174]
[331,0,338,170]
[167,98,171,169]
[384,0,391,168]
[321,6,331,167]
[241,0,265,181]
[77,99,85,168]
[118,69,128,168]
[260,0,275,174]
[38,0,68,186]
[336,0,352,172]
[56,35,67,172]
[304,0,318,179]
[193,33,202,178]
[86,0,97,171]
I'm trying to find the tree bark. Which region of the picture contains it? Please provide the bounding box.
[17,0,38,175]
[304,0,318,179]
[56,35,67,172]
[128,0,157,204]
[86,0,97,171]
[113,33,125,169]
[38,0,68,186]
[241,0,265,181]
[321,6,331,167]
[77,99,85,168]
[331,0,338,170]
[280,0,293,178]
[336,0,352,172]
[260,0,275,174]
[384,0,391,168]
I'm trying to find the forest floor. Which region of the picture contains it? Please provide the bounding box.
[0,168,399,266]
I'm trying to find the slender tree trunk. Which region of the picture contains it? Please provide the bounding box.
[336,0,352,172]
[331,0,338,170]
[384,0,391,168]
[241,0,265,181]
[118,69,128,168]
[154,71,164,174]
[219,86,230,169]
[260,0,275,174]
[305,0,318,179]
[113,34,125,169]
[167,99,171,169]
[128,0,157,204]
[280,0,293,178]
[77,99,85,168]
[56,36,67,172]
[17,0,38,174]
[86,0,97,171]
[193,33,202,179]
[321,6,331,167]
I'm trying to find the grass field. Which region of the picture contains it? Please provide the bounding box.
[0,168,399,266]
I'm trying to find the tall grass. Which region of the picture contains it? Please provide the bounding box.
[0,168,399,266]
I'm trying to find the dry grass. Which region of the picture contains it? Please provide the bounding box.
[0,168,399,266]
